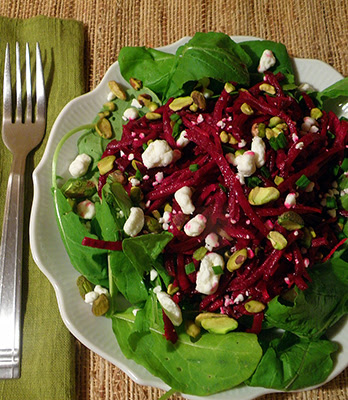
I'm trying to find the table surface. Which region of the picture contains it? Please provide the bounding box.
[1,1,347,399]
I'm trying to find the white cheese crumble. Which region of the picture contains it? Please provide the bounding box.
[195,253,225,295]
[258,49,276,73]
[142,140,174,169]
[77,200,96,219]
[205,232,219,251]
[123,207,144,237]
[68,153,92,178]
[94,285,109,296]
[184,214,207,237]
[174,186,195,215]
[153,286,182,326]
[251,136,266,168]
[122,107,139,121]
[84,291,98,304]
[107,91,116,101]
[131,98,142,109]
[284,192,296,209]
[235,151,256,183]
[176,130,190,148]
[150,269,158,281]
[298,82,315,92]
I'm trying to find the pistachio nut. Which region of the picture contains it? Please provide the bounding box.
[97,155,116,175]
[189,103,199,112]
[240,103,254,115]
[76,275,95,299]
[201,316,238,334]
[267,230,288,250]
[167,283,179,296]
[310,107,323,120]
[144,215,161,232]
[193,246,208,261]
[145,112,162,120]
[265,127,275,139]
[108,80,127,100]
[137,93,152,107]
[195,312,228,327]
[62,179,96,199]
[248,186,280,205]
[92,293,109,316]
[151,209,161,220]
[169,96,193,112]
[98,111,110,118]
[274,175,284,186]
[258,123,266,138]
[164,203,173,212]
[96,117,113,139]
[148,102,159,112]
[224,82,236,93]
[300,227,313,249]
[268,116,284,128]
[220,131,229,143]
[227,248,247,272]
[130,186,143,203]
[278,211,304,231]
[229,134,238,144]
[259,83,276,95]
[244,300,266,313]
[108,169,126,184]
[185,320,201,338]
[103,101,116,111]
[190,90,207,110]
[129,77,142,90]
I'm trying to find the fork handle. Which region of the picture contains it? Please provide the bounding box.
[0,155,26,379]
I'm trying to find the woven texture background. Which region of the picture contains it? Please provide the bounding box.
[0,1,347,399]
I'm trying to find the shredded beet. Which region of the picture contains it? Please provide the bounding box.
[95,71,348,339]
[82,237,122,251]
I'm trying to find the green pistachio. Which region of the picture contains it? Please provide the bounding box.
[97,155,116,175]
[267,231,288,250]
[92,294,109,316]
[278,211,304,230]
[245,300,266,313]
[248,186,280,205]
[76,276,94,299]
[227,249,247,272]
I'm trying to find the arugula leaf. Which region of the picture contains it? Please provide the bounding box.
[313,77,348,108]
[122,232,173,276]
[265,259,348,338]
[248,331,338,390]
[52,187,109,287]
[112,307,262,396]
[240,40,294,76]
[118,47,175,98]
[108,250,148,305]
[164,32,251,100]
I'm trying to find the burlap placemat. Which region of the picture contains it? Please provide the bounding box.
[0,1,346,399]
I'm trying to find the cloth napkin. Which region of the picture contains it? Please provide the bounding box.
[0,15,85,400]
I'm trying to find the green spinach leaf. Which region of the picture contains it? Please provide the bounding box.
[52,187,109,286]
[112,307,262,396]
[248,331,338,390]
[265,259,348,338]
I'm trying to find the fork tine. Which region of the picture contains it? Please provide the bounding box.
[3,43,12,125]
[15,42,22,123]
[35,43,46,122]
[25,43,32,123]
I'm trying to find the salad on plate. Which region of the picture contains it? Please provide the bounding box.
[51,33,348,398]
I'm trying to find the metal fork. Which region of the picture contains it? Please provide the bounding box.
[0,43,46,379]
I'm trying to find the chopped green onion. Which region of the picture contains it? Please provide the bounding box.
[296,174,311,189]
[189,164,200,172]
[170,113,180,122]
[246,176,262,188]
[135,169,143,180]
[142,143,148,151]
[172,123,181,140]
[185,262,196,275]
[260,166,271,179]
[219,184,227,192]
[212,265,223,275]
[269,136,279,150]
[326,196,337,209]
[332,164,340,176]
[340,158,348,172]
[327,130,336,140]
[193,246,208,261]
[276,132,288,148]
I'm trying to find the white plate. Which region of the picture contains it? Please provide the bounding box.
[29,36,348,400]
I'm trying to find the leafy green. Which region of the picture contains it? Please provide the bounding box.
[240,40,294,76]
[265,259,348,338]
[313,77,348,106]
[119,32,252,101]
[248,332,338,390]
[52,187,109,287]
[112,306,262,396]
[118,47,175,97]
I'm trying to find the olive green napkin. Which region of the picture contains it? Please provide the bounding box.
[0,15,85,400]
